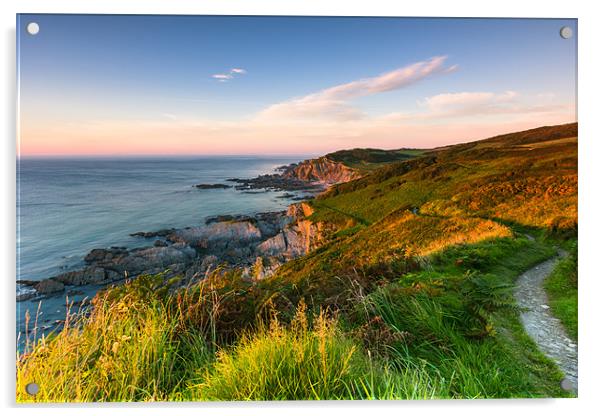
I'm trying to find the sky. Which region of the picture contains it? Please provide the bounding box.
[17,15,577,156]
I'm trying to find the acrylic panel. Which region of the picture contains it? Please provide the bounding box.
[16,14,578,402]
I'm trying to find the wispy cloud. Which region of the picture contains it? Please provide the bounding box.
[257,56,456,122]
[161,113,178,120]
[421,91,518,112]
[211,74,233,81]
[211,68,248,82]
[380,90,567,122]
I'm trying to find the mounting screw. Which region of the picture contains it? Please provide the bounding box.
[559,26,573,39]
[25,382,39,396]
[26,22,40,35]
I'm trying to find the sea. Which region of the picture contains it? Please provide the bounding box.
[16,156,309,345]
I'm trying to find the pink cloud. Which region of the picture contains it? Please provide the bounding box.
[257,56,456,122]
[422,91,518,111]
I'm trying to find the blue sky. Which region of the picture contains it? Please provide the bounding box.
[17,15,577,155]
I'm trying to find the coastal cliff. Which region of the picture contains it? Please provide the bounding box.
[281,157,361,184]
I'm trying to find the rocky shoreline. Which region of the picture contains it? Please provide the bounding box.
[17,156,356,303]
[18,203,322,302]
[225,157,360,193]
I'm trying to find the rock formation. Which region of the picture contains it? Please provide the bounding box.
[18,205,324,301]
[281,157,361,184]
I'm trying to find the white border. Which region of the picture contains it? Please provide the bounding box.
[2,1,600,415]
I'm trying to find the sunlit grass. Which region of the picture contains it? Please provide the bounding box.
[17,275,214,402]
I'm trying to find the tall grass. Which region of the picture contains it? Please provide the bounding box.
[16,274,213,402]
[348,236,569,398]
[193,307,362,400]
[189,304,448,400]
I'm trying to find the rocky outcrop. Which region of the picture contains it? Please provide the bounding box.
[226,175,324,192]
[194,183,231,189]
[18,204,324,300]
[21,243,197,297]
[83,244,196,277]
[286,201,315,219]
[225,157,361,194]
[168,220,263,250]
[34,278,65,295]
[256,202,323,262]
[281,157,361,184]
[130,229,174,238]
[53,266,115,286]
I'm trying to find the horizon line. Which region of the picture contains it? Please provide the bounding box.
[16,153,324,159]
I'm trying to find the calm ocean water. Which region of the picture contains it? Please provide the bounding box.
[16,156,306,341]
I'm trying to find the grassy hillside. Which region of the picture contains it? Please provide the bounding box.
[325,148,426,172]
[17,123,577,402]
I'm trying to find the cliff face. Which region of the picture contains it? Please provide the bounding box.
[256,202,323,261]
[282,157,361,185]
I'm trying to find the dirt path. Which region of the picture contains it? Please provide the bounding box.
[514,250,578,391]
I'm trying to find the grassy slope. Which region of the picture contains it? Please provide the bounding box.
[325,148,426,172]
[17,123,577,401]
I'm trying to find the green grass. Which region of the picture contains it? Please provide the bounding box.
[325,148,426,172]
[311,124,577,235]
[17,274,214,402]
[345,236,568,398]
[190,305,464,401]
[191,309,376,400]
[544,241,578,340]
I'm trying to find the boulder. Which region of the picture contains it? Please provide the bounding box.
[53,266,108,286]
[34,278,65,295]
[84,247,128,264]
